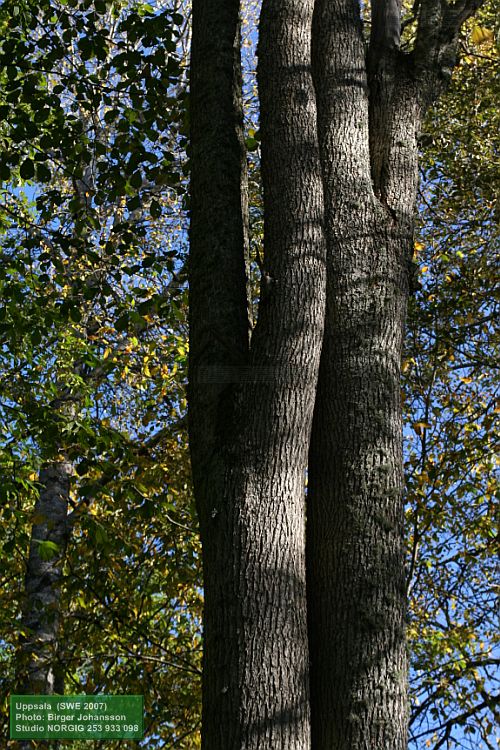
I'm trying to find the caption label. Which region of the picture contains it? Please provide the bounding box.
[10,695,143,739]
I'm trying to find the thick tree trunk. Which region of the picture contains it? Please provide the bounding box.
[306,1,420,748]
[190,0,480,747]
[189,0,325,747]
[17,461,72,698]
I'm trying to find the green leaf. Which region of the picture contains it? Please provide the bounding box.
[36,163,52,182]
[130,171,143,189]
[114,313,129,331]
[0,162,11,181]
[150,199,161,219]
[35,540,60,561]
[19,159,35,180]
[126,195,141,211]
[94,523,108,547]
[245,137,259,152]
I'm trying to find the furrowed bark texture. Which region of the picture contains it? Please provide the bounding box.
[190,0,481,746]
[189,0,325,746]
[306,0,422,747]
[189,1,249,744]
[17,462,71,700]
[189,0,250,471]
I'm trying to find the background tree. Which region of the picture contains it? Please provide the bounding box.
[405,8,499,747]
[0,0,202,746]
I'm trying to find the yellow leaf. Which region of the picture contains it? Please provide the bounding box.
[413,422,431,435]
[402,357,415,373]
[414,241,425,253]
[471,25,494,45]
[460,376,473,384]
[103,347,112,359]
[144,364,151,377]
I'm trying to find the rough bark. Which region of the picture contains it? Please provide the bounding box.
[306,0,417,747]
[189,1,250,745]
[189,0,325,746]
[17,461,71,699]
[189,0,485,747]
[306,0,484,743]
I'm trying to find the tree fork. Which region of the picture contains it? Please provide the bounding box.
[306,0,484,747]
[307,0,411,747]
[189,0,325,746]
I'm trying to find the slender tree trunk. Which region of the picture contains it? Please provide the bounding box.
[16,461,71,750]
[189,1,250,743]
[17,461,71,696]
[189,0,325,746]
[306,1,420,747]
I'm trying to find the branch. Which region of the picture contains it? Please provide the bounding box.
[414,0,444,73]
[414,0,486,96]
[411,695,499,743]
[443,0,486,33]
[411,659,500,723]
[401,0,421,34]
[369,0,402,63]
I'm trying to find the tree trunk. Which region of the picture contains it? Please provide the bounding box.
[16,461,71,750]
[306,0,420,747]
[190,0,481,746]
[17,461,71,696]
[189,0,325,746]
